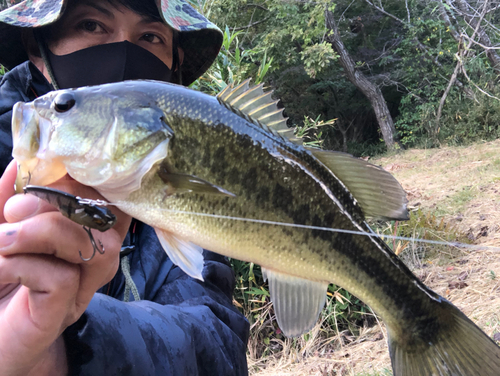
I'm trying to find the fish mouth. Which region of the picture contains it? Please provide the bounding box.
[12,101,68,193]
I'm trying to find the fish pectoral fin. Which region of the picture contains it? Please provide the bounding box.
[158,171,236,197]
[307,148,409,221]
[154,228,205,281]
[262,267,328,337]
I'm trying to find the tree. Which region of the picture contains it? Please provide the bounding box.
[451,0,500,77]
[324,3,399,150]
[203,0,500,151]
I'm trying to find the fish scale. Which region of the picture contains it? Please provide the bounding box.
[11,79,500,376]
[116,90,447,331]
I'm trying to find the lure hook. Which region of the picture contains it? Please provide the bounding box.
[23,185,116,262]
[79,226,105,262]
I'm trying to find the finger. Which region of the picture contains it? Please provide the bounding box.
[0,211,122,298]
[4,193,57,223]
[0,210,121,264]
[5,178,131,237]
[0,254,81,332]
[0,254,80,360]
[0,283,18,300]
[0,161,17,223]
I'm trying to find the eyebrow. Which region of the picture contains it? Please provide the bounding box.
[78,1,162,24]
[79,0,115,18]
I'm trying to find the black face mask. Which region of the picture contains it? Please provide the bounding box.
[46,40,173,89]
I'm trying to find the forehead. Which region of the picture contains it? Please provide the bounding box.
[63,0,162,23]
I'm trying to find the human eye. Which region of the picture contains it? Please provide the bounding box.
[78,20,105,33]
[140,33,163,44]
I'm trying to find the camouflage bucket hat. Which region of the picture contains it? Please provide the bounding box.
[0,0,223,85]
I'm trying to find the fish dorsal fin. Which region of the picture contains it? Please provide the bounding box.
[262,267,328,337]
[154,228,205,281]
[218,79,251,103]
[216,80,301,145]
[307,148,409,221]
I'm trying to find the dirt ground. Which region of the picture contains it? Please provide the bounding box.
[249,140,500,375]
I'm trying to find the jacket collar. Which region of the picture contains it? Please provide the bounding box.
[1,60,53,99]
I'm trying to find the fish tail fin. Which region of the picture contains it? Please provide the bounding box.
[388,299,500,376]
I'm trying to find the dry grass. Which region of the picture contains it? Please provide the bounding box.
[248,140,500,375]
[379,139,500,245]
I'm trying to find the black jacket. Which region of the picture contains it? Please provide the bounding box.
[0,62,249,375]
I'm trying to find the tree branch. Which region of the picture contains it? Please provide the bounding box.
[242,4,269,12]
[230,16,271,32]
[363,0,408,26]
[451,0,500,75]
[435,59,462,129]
[436,0,498,129]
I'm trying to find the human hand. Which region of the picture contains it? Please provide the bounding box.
[0,161,132,375]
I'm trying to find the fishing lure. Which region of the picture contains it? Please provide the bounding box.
[23,185,117,261]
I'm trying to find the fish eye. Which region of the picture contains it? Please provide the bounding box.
[53,92,76,113]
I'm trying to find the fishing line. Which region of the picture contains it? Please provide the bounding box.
[106,201,500,252]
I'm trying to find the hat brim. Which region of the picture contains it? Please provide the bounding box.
[0,0,222,86]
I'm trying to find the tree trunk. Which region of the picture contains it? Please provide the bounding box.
[325,5,397,150]
[436,61,462,131]
[454,0,500,77]
[438,2,461,43]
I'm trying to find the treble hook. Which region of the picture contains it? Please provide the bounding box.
[23,185,117,262]
[79,226,106,261]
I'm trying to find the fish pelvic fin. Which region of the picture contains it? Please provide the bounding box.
[388,299,500,376]
[216,79,300,145]
[262,268,328,337]
[154,228,205,281]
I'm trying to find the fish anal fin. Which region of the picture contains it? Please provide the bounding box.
[307,148,409,220]
[158,169,236,197]
[154,228,205,281]
[262,267,328,337]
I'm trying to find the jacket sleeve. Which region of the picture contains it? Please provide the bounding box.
[0,72,25,174]
[63,222,250,376]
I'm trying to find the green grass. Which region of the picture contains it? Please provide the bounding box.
[450,186,475,209]
[356,368,392,376]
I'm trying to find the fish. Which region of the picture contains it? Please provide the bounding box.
[11,79,500,375]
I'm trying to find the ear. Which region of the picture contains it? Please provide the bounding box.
[178,47,184,67]
[21,29,40,59]
[21,29,52,83]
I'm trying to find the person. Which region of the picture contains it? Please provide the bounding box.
[0,0,249,375]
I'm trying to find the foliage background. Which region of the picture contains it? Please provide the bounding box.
[194,0,500,153]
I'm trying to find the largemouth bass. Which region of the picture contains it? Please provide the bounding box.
[11,80,500,375]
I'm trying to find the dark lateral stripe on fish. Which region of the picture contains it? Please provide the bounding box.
[12,80,500,376]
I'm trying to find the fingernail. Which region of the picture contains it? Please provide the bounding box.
[0,223,20,248]
[4,194,40,221]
